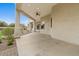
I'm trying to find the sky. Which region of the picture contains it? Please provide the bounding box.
[0,3,29,25]
[20,13,30,26]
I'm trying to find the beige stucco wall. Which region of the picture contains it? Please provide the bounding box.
[51,4,79,45]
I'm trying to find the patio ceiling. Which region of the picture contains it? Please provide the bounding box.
[16,3,56,20]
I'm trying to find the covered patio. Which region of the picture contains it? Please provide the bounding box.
[15,3,79,56]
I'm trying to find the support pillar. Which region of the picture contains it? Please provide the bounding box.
[33,20,36,32]
[14,10,22,38]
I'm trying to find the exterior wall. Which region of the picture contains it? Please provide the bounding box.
[51,4,79,45]
[40,15,51,35]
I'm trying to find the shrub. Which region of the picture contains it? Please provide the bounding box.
[0,31,3,44]
[2,28,13,35]
[2,28,14,46]
[7,35,14,46]
[0,38,2,43]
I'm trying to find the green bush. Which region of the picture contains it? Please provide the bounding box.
[0,31,3,44]
[2,28,14,46]
[2,28,13,35]
[0,38,2,43]
[7,35,14,46]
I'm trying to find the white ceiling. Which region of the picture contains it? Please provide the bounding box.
[17,3,56,20]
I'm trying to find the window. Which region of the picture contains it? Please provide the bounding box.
[41,24,45,29]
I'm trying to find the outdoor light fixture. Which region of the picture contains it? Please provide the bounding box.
[36,12,40,16]
[35,8,40,16]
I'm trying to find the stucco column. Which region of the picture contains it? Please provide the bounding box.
[14,10,22,37]
[36,15,41,32]
[28,22,32,32]
[33,20,36,32]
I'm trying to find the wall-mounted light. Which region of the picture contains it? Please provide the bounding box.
[36,12,40,16]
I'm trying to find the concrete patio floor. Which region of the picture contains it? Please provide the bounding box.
[0,38,18,56]
[16,32,79,56]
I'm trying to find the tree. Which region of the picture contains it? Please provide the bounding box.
[8,23,15,27]
[0,21,8,27]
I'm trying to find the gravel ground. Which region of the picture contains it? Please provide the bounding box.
[0,39,18,56]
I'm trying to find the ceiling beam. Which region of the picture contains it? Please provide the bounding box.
[16,8,36,22]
